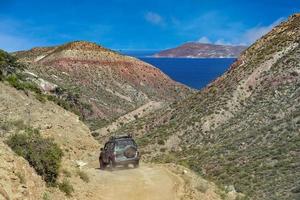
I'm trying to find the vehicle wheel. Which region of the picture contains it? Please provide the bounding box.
[100,158,106,170]
[109,159,116,170]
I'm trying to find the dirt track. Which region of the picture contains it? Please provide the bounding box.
[73,160,185,200]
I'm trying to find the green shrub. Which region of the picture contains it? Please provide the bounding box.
[5,74,25,90]
[35,93,47,103]
[6,128,63,185]
[157,139,165,145]
[5,74,41,94]
[58,179,74,196]
[62,169,72,178]
[0,49,24,72]
[91,131,99,137]
[77,170,89,183]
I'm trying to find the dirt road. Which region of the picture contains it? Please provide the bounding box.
[66,151,229,200]
[72,159,185,200]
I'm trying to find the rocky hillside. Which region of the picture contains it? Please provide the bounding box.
[0,49,232,200]
[154,42,246,58]
[0,51,100,198]
[14,41,193,129]
[113,14,300,199]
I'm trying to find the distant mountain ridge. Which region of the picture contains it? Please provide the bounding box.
[154,42,247,58]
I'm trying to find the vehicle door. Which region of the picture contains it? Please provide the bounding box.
[107,142,115,160]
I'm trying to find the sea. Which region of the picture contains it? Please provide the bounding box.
[121,50,236,89]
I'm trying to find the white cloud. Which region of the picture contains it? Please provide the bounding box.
[145,12,165,26]
[197,37,234,46]
[197,36,211,44]
[241,18,285,45]
[190,14,285,46]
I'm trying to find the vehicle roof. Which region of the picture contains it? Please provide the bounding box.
[109,135,133,141]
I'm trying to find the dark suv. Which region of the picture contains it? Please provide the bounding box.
[99,135,140,169]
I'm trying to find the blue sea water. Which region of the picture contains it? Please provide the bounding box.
[138,57,235,89]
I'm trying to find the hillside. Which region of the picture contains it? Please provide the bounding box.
[0,50,233,200]
[14,41,193,129]
[112,14,300,199]
[154,42,246,58]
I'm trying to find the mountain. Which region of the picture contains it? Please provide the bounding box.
[154,42,247,58]
[112,14,300,199]
[14,41,193,129]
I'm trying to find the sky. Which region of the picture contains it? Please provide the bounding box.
[0,0,299,52]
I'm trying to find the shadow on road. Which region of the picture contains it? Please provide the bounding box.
[95,165,138,171]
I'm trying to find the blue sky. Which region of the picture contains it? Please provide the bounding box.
[0,0,299,51]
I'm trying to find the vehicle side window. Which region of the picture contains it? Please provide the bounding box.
[108,142,115,151]
[104,142,115,151]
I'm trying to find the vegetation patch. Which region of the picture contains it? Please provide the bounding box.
[77,170,90,183]
[62,169,72,178]
[58,179,74,197]
[6,127,63,185]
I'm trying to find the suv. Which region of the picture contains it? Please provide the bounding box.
[99,135,140,169]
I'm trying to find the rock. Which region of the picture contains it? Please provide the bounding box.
[75,160,88,169]
[225,185,236,193]
[36,78,58,92]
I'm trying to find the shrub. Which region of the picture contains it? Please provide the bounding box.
[35,93,47,103]
[62,169,72,178]
[6,128,63,185]
[58,179,74,196]
[196,180,209,193]
[157,139,165,145]
[5,74,25,90]
[77,170,89,183]
[91,131,99,137]
[0,49,24,73]
[5,74,41,94]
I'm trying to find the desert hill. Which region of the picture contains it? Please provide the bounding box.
[14,41,193,129]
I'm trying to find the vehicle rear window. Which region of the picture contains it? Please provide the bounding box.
[116,140,135,148]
